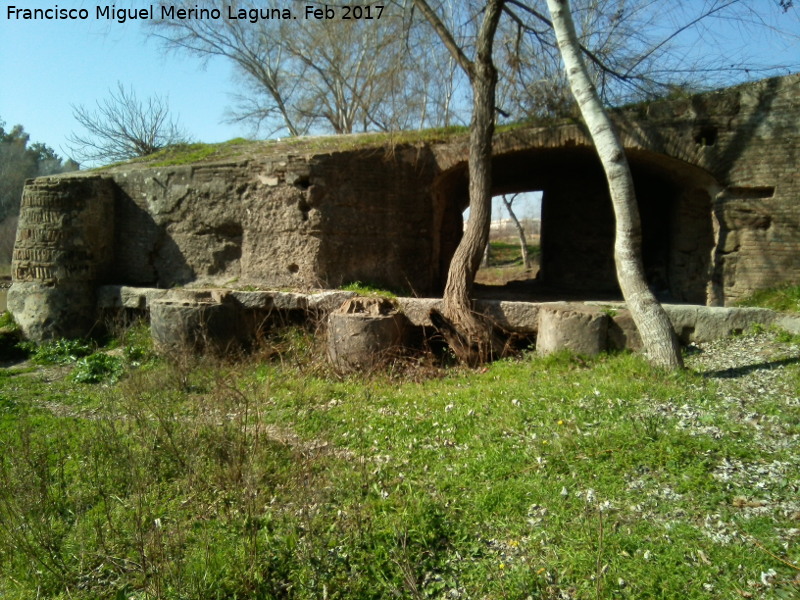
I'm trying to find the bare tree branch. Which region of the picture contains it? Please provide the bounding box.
[66,83,187,165]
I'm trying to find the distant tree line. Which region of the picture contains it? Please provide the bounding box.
[0,119,78,263]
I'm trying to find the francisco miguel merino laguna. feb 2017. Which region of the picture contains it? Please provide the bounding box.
[6,4,385,23]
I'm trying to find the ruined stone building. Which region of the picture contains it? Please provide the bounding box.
[8,74,800,340]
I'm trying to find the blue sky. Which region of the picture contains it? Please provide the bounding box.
[1,0,798,172]
[0,0,242,161]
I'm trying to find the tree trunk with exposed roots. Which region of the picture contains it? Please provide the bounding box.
[415,0,506,365]
[545,0,683,369]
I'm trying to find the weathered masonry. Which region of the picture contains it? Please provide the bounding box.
[9,74,800,340]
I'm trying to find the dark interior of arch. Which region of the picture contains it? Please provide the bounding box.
[433,147,717,303]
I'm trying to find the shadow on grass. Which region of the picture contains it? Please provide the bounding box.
[699,355,800,379]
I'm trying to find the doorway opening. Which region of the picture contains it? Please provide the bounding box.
[434,146,718,303]
[474,192,542,287]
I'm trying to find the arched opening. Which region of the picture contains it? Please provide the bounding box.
[472,192,541,286]
[432,146,719,303]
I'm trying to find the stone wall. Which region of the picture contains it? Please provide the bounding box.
[8,74,800,340]
[429,73,799,305]
[626,74,800,305]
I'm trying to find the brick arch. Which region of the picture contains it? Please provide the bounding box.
[432,143,720,302]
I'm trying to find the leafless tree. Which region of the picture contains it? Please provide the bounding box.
[414,0,507,364]
[495,0,799,123]
[501,194,532,269]
[286,15,421,133]
[67,83,187,165]
[151,1,445,136]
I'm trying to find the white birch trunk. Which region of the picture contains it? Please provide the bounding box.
[545,0,683,369]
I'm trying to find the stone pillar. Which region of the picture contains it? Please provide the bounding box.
[8,176,115,340]
[327,297,409,373]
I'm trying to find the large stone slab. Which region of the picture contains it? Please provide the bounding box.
[97,285,169,310]
[150,299,239,354]
[662,305,779,342]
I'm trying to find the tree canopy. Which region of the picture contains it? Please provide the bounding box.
[0,119,77,222]
[152,0,798,137]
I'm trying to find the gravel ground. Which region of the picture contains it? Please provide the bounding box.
[680,332,800,590]
[684,332,800,455]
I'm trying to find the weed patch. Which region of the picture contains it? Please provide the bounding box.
[340,280,401,298]
[71,353,124,384]
[737,284,800,313]
[22,338,94,365]
[0,329,798,598]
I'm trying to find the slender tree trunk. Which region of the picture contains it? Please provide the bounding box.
[415,0,506,364]
[545,0,683,369]
[481,239,491,269]
[501,194,531,269]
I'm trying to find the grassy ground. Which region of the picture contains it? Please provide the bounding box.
[0,318,798,599]
[475,241,540,287]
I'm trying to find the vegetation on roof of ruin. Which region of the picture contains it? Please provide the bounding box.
[98,118,594,169]
[97,125,477,169]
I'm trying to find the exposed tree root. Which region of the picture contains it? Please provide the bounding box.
[429,307,512,367]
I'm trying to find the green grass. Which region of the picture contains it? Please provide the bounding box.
[138,138,253,167]
[476,241,540,286]
[20,338,94,365]
[0,311,16,330]
[340,281,402,298]
[737,284,800,313]
[0,329,798,599]
[486,241,541,268]
[96,127,476,171]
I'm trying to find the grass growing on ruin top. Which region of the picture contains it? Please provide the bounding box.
[94,118,597,170]
[1,324,799,599]
[129,137,254,167]
[340,281,402,298]
[97,126,479,169]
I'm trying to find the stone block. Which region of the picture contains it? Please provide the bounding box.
[8,281,97,341]
[150,299,240,355]
[536,303,609,356]
[396,297,443,327]
[662,304,776,342]
[477,300,540,334]
[327,297,409,373]
[307,291,358,315]
[607,309,643,351]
